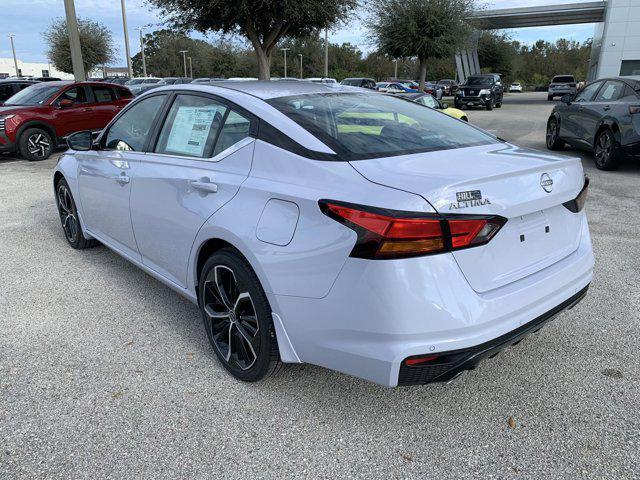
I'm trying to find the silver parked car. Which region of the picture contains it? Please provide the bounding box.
[54,81,593,386]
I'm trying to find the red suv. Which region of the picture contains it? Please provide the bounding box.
[0,81,132,160]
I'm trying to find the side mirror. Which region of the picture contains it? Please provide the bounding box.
[561,94,573,105]
[59,98,74,108]
[442,103,449,109]
[67,131,93,151]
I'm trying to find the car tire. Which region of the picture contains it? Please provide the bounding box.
[485,96,494,111]
[454,100,462,109]
[55,178,99,249]
[461,116,469,122]
[546,117,565,151]
[19,127,54,161]
[594,129,621,171]
[199,248,282,382]
[495,101,502,108]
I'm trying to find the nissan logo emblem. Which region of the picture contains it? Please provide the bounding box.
[540,173,553,193]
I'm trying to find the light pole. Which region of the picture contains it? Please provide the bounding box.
[324,28,329,78]
[136,27,146,77]
[8,34,19,77]
[280,48,290,77]
[298,54,303,79]
[62,0,86,81]
[120,0,133,77]
[394,58,398,79]
[179,50,188,78]
[187,56,193,78]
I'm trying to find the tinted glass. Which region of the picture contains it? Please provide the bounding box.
[574,82,602,103]
[552,76,575,83]
[417,95,438,108]
[58,87,87,104]
[92,86,116,103]
[105,95,165,151]
[4,84,60,105]
[594,81,623,102]
[0,84,14,101]
[115,87,133,99]
[620,60,640,76]
[268,93,496,160]
[213,110,252,156]
[620,85,639,102]
[465,76,493,86]
[155,94,227,158]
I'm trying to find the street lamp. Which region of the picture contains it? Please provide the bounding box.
[187,56,193,78]
[394,58,398,79]
[324,28,329,78]
[179,50,188,78]
[280,48,290,78]
[7,34,19,78]
[120,0,133,78]
[136,27,147,77]
[298,54,303,79]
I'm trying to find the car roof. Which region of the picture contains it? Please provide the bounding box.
[184,80,357,100]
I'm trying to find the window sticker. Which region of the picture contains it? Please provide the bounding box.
[165,106,220,157]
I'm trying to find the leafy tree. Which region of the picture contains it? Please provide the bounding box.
[477,31,515,80]
[43,18,116,74]
[147,0,358,80]
[368,0,477,88]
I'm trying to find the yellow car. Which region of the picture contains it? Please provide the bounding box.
[398,92,469,122]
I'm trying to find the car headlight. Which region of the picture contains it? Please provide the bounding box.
[479,89,490,96]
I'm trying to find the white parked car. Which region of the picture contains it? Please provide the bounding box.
[509,82,523,92]
[305,77,338,84]
[54,81,593,386]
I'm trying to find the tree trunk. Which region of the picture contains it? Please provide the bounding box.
[418,58,427,90]
[255,46,271,80]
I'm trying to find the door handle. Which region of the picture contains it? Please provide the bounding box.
[114,173,130,185]
[603,105,611,111]
[190,178,218,193]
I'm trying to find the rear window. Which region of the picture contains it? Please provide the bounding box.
[341,79,361,86]
[267,93,496,160]
[552,76,575,84]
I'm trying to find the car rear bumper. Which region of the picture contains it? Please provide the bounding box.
[271,215,594,387]
[548,88,576,96]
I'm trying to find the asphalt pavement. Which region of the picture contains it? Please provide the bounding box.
[1,92,638,479]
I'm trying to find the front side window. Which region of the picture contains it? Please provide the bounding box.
[268,92,496,160]
[58,87,88,104]
[0,84,14,101]
[155,94,228,158]
[594,81,623,102]
[417,95,438,109]
[104,94,166,151]
[574,82,602,103]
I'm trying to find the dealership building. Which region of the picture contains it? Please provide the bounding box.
[0,57,73,80]
[460,0,640,82]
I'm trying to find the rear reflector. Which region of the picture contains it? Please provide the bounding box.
[319,200,507,259]
[629,105,640,114]
[563,176,589,213]
[405,355,439,366]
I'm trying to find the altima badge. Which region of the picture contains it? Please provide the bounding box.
[450,190,491,210]
[540,173,553,193]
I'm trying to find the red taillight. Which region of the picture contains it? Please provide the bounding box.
[563,176,589,213]
[405,355,439,366]
[320,200,506,259]
[629,105,640,114]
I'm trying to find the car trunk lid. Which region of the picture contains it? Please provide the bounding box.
[349,143,585,293]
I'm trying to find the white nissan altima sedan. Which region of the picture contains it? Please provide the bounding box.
[53,81,593,387]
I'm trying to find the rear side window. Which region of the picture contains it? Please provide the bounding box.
[268,92,495,160]
[212,110,252,156]
[155,94,227,158]
[104,94,166,151]
[92,86,116,103]
[115,87,133,99]
[620,85,639,102]
[594,81,624,102]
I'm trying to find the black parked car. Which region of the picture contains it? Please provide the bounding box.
[455,74,503,110]
[0,78,39,104]
[437,79,459,96]
[546,77,640,170]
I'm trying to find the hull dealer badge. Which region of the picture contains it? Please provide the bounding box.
[450,190,491,210]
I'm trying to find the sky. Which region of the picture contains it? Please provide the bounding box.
[0,0,598,65]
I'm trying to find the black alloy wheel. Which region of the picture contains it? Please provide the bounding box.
[594,129,620,171]
[200,249,281,381]
[19,127,54,161]
[546,117,565,151]
[55,178,98,249]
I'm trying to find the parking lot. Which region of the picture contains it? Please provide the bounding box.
[1,91,638,479]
